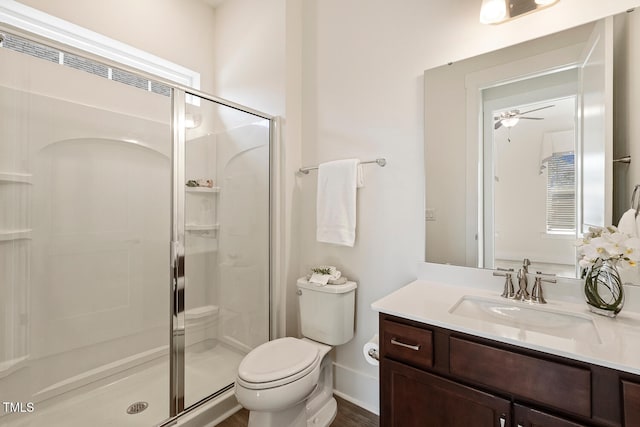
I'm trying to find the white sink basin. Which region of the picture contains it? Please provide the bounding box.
[449,295,602,345]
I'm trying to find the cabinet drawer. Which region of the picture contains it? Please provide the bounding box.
[622,380,640,426]
[450,337,591,418]
[381,319,433,370]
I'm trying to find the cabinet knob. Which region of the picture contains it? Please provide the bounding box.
[499,415,506,427]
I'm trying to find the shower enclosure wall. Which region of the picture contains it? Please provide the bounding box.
[0,30,272,427]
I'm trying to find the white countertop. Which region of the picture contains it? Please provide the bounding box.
[372,274,640,376]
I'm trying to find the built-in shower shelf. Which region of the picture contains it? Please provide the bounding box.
[187,246,218,255]
[0,172,32,184]
[0,229,32,241]
[186,186,220,193]
[186,224,219,232]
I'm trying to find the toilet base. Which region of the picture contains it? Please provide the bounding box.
[248,402,308,427]
[306,396,337,427]
[247,396,337,427]
[245,346,336,427]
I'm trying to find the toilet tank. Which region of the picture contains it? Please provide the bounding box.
[296,278,357,346]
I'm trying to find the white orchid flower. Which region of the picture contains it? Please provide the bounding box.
[623,237,640,264]
[576,225,640,269]
[588,236,613,257]
[579,258,596,269]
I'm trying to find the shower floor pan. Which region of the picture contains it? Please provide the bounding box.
[0,341,244,427]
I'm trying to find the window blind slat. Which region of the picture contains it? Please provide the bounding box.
[546,152,575,232]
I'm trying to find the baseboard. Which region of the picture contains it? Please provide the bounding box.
[332,362,379,415]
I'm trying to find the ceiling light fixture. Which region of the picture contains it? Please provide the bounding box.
[501,117,520,128]
[479,0,507,24]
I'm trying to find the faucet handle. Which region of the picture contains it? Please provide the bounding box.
[493,268,515,299]
[534,271,557,283]
[530,271,556,304]
[492,267,514,277]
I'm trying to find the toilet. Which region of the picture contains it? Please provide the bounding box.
[235,277,357,427]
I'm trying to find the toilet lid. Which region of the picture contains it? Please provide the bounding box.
[238,337,320,384]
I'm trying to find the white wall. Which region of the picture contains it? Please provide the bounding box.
[298,1,429,411]
[210,0,286,115]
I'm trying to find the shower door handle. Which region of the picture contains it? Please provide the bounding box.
[171,240,186,327]
[170,239,186,415]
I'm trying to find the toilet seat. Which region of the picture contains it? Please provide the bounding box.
[237,337,321,390]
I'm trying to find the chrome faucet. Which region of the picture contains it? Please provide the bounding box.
[530,271,557,304]
[493,268,515,299]
[515,258,531,301]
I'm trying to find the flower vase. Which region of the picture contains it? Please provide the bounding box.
[584,258,625,317]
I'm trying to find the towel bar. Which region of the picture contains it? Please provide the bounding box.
[613,156,631,164]
[298,158,386,175]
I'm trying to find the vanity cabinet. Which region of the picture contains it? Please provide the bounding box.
[379,313,637,427]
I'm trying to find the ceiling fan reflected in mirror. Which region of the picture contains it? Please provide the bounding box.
[494,104,555,130]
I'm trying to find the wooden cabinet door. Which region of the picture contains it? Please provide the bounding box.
[622,380,640,426]
[514,404,586,427]
[381,358,511,427]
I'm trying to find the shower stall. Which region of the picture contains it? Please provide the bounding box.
[0,29,272,427]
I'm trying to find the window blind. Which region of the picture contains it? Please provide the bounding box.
[546,152,575,233]
[1,33,171,97]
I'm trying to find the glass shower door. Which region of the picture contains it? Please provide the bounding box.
[0,32,172,427]
[179,93,271,408]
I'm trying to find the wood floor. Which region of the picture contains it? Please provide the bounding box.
[215,395,379,427]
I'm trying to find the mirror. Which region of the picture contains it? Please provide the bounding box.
[424,10,639,279]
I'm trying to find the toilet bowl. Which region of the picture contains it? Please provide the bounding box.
[235,337,330,410]
[234,278,357,427]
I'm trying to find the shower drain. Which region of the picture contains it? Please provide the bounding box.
[126,401,149,414]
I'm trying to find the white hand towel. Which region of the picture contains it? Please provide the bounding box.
[357,164,365,188]
[308,266,342,284]
[317,159,359,246]
[618,208,639,237]
[309,273,330,285]
[328,276,347,285]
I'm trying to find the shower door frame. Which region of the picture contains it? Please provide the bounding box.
[0,22,275,425]
[169,88,275,418]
